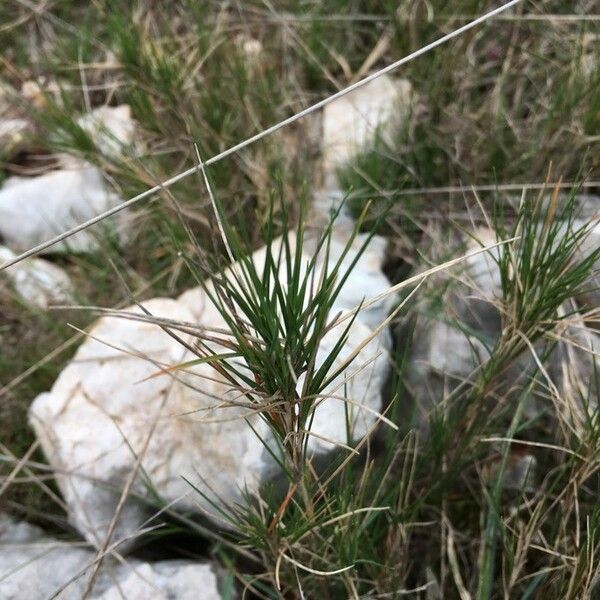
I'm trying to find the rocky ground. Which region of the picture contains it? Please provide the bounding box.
[0,2,599,599]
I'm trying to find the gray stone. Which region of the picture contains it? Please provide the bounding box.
[405,215,600,425]
[75,105,135,159]
[321,75,413,188]
[0,245,73,308]
[0,165,127,254]
[0,514,223,600]
[549,308,599,426]
[405,228,504,417]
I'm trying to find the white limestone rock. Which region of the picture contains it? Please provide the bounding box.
[0,245,73,308]
[549,308,599,428]
[321,75,412,187]
[0,514,92,599]
[29,297,250,547]
[405,228,508,418]
[323,232,393,333]
[30,238,391,548]
[93,561,222,600]
[76,105,135,159]
[0,514,223,600]
[305,189,395,334]
[463,227,503,299]
[0,165,127,253]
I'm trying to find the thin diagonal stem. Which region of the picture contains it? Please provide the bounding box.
[0,0,522,271]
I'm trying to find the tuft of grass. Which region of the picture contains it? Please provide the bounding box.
[152,179,600,598]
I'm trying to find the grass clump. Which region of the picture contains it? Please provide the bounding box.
[155,183,599,598]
